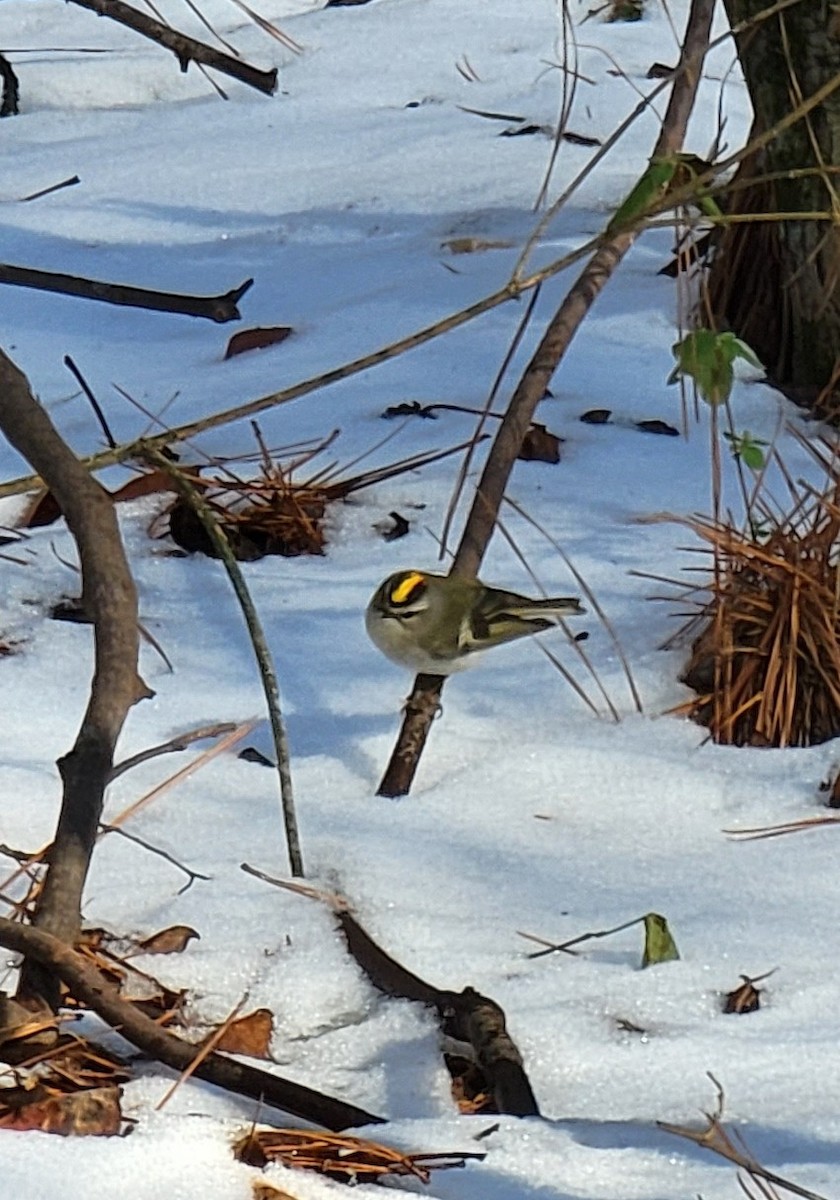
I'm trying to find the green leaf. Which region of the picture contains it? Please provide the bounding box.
[641,912,680,967]
[696,193,724,220]
[718,332,762,369]
[671,329,732,405]
[722,429,767,470]
[670,329,761,407]
[607,156,678,233]
[740,441,766,470]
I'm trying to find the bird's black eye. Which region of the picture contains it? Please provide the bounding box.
[389,572,427,608]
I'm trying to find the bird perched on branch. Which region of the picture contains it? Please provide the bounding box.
[366,569,585,675]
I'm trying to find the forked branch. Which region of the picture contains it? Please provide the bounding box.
[0,350,147,1008]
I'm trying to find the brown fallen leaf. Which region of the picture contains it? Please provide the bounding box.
[0,1085,123,1136]
[17,470,180,530]
[518,423,562,464]
[441,236,514,255]
[375,511,410,542]
[722,974,767,1014]
[110,469,178,503]
[647,61,676,78]
[635,418,679,437]
[0,993,58,1059]
[18,489,62,528]
[214,1008,274,1058]
[253,1182,299,1200]
[225,326,293,359]
[137,925,200,955]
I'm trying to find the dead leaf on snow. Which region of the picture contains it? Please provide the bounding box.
[137,925,201,955]
[225,327,293,359]
[518,423,562,463]
[110,469,177,502]
[252,1181,299,1200]
[0,1085,123,1136]
[441,236,514,255]
[18,489,62,528]
[722,971,774,1014]
[214,1008,274,1058]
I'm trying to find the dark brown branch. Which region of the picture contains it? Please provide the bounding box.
[0,351,146,1009]
[376,0,718,798]
[0,264,253,323]
[20,175,81,202]
[0,917,384,1130]
[67,0,278,94]
[375,677,444,799]
[336,909,539,1117]
[242,867,539,1116]
[0,52,19,116]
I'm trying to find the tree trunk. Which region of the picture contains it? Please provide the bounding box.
[708,2,840,410]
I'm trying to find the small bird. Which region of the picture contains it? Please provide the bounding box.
[365,569,585,675]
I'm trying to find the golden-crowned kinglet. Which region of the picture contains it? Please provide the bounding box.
[365,569,585,675]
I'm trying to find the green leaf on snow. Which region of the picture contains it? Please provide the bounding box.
[641,912,680,967]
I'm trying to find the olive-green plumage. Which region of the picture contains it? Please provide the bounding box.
[365,569,585,674]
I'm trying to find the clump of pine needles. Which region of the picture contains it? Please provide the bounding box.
[670,442,840,748]
[233,1127,481,1183]
[155,426,477,561]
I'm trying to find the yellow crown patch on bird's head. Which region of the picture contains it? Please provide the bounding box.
[389,571,427,606]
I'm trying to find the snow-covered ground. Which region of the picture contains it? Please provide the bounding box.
[2,1,840,1197]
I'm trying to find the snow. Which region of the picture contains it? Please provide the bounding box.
[1,0,839,1197]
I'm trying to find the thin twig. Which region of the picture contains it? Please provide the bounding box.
[109,721,238,780]
[659,1074,831,1200]
[503,495,642,715]
[144,451,303,878]
[518,915,645,960]
[98,823,211,892]
[63,356,116,448]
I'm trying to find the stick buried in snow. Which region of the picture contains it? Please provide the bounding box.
[242,865,540,1117]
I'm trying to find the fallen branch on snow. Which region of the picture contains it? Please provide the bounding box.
[67,0,278,94]
[0,263,253,322]
[0,916,384,1131]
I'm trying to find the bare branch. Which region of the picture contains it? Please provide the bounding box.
[0,350,147,1008]
[109,721,239,780]
[67,0,278,95]
[0,263,253,323]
